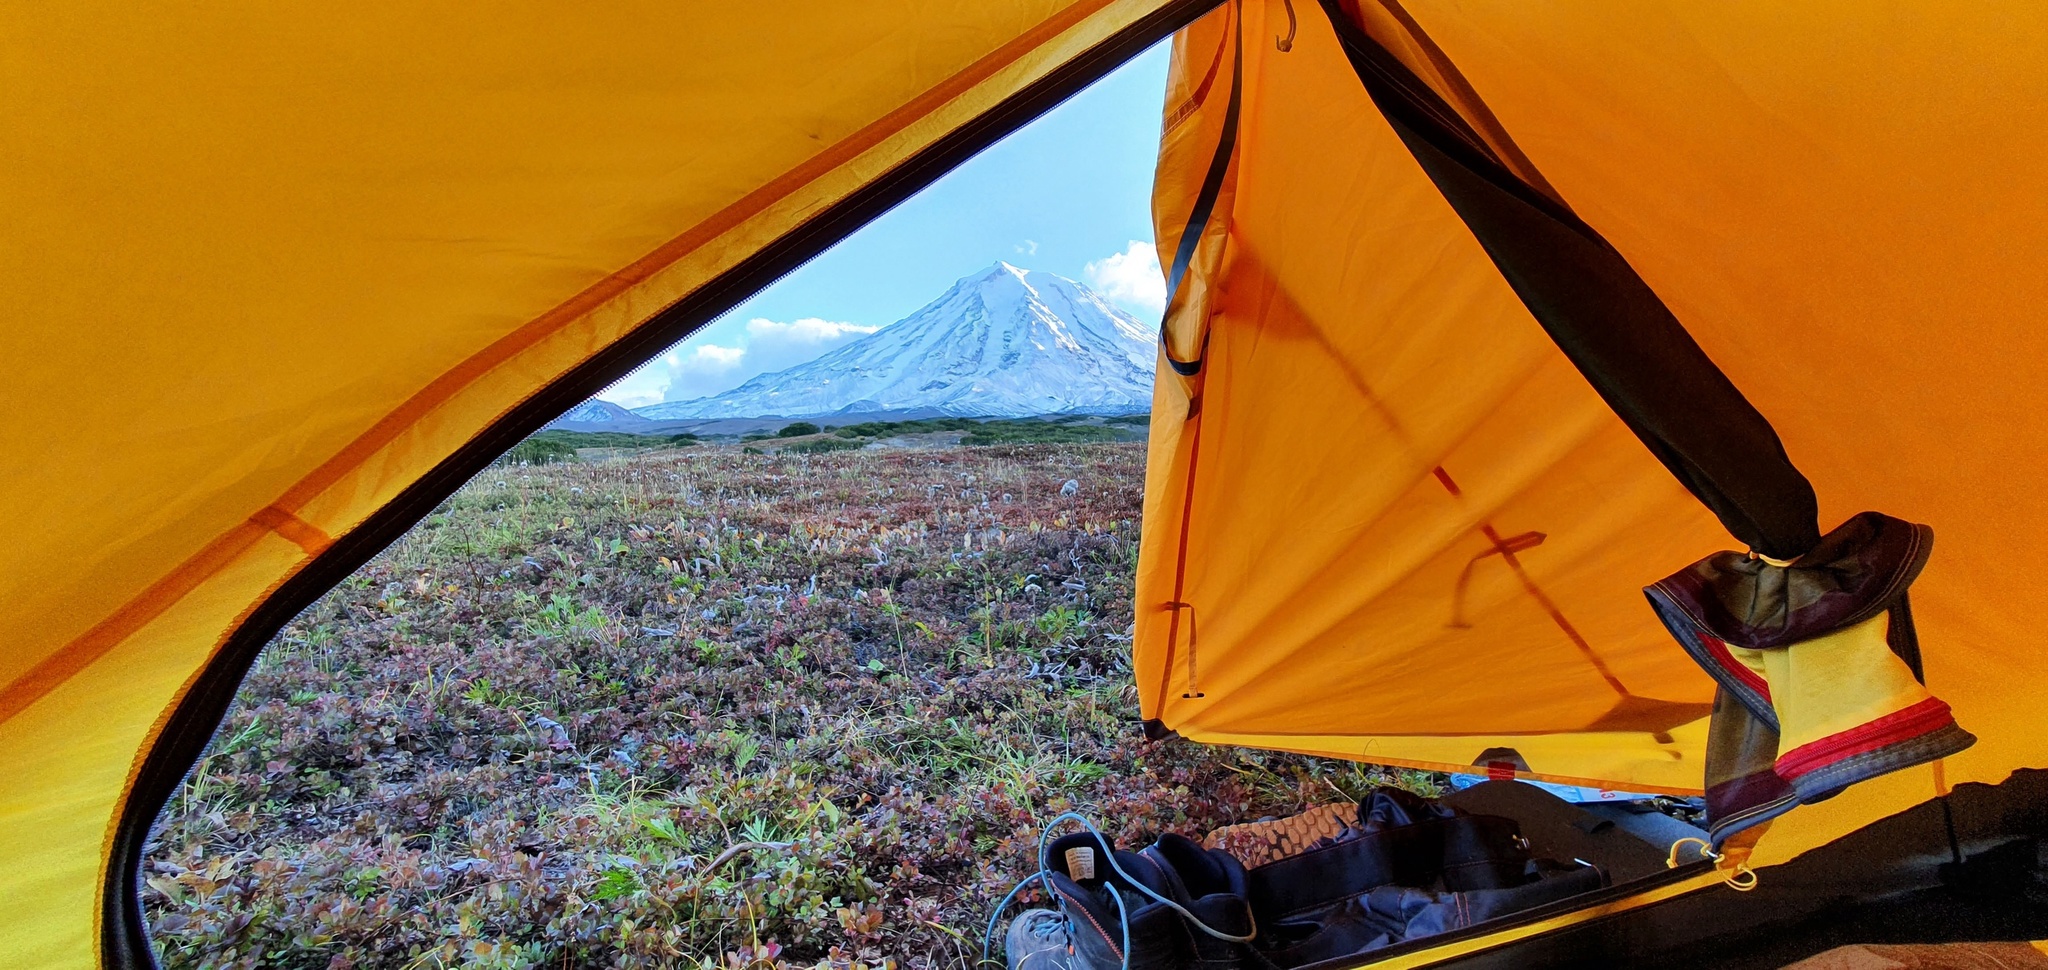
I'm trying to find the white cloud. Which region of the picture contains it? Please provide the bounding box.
[1016,239,1039,256]
[602,385,667,410]
[597,316,879,409]
[659,317,878,403]
[1084,240,1166,319]
[598,352,678,409]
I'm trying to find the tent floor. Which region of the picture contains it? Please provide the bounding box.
[1390,770,2048,969]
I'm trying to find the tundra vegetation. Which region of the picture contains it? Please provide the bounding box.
[144,442,1438,970]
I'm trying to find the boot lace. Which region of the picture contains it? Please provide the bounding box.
[981,812,1255,969]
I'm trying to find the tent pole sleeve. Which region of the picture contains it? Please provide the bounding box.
[1314,0,1820,560]
[1158,1,1241,376]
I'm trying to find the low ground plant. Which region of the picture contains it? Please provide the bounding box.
[145,443,1434,969]
[826,417,1138,445]
[500,430,701,466]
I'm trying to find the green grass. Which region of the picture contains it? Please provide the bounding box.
[145,442,1436,970]
[498,429,700,465]
[500,435,577,465]
[781,437,865,455]
[821,416,1141,445]
[957,421,1131,445]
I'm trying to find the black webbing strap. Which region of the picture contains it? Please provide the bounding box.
[1313,0,1820,559]
[1159,2,1243,378]
[1246,814,1528,924]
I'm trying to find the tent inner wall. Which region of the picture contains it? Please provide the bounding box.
[1387,1,2048,850]
[1140,0,2048,869]
[1135,0,1729,795]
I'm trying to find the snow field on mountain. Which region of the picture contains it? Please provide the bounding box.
[637,263,1157,420]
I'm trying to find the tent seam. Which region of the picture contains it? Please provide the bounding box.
[249,506,334,557]
[0,0,1119,732]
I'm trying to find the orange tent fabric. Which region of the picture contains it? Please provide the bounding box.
[1135,0,2048,868]
[7,0,2048,965]
[0,4,1200,965]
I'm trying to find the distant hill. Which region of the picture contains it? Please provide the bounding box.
[633,262,1156,421]
[543,403,962,437]
[546,400,665,433]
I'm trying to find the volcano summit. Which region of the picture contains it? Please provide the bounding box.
[635,262,1157,420]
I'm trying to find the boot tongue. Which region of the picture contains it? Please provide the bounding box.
[1048,834,1177,903]
[1140,833,1253,901]
[1132,845,1195,904]
[1054,846,1178,935]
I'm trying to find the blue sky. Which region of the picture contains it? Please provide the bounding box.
[599,41,1171,408]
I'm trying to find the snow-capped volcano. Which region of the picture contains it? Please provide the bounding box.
[554,400,650,426]
[634,262,1157,420]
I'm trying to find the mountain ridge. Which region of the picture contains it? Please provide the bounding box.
[633,262,1157,421]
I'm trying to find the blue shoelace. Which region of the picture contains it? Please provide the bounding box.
[981,812,1255,970]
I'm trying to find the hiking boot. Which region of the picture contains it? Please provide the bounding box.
[1136,835,1258,970]
[1036,830,1194,970]
[1005,907,1085,970]
[1010,830,1257,970]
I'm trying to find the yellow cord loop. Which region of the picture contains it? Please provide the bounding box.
[1667,838,1760,892]
[1665,837,1712,868]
